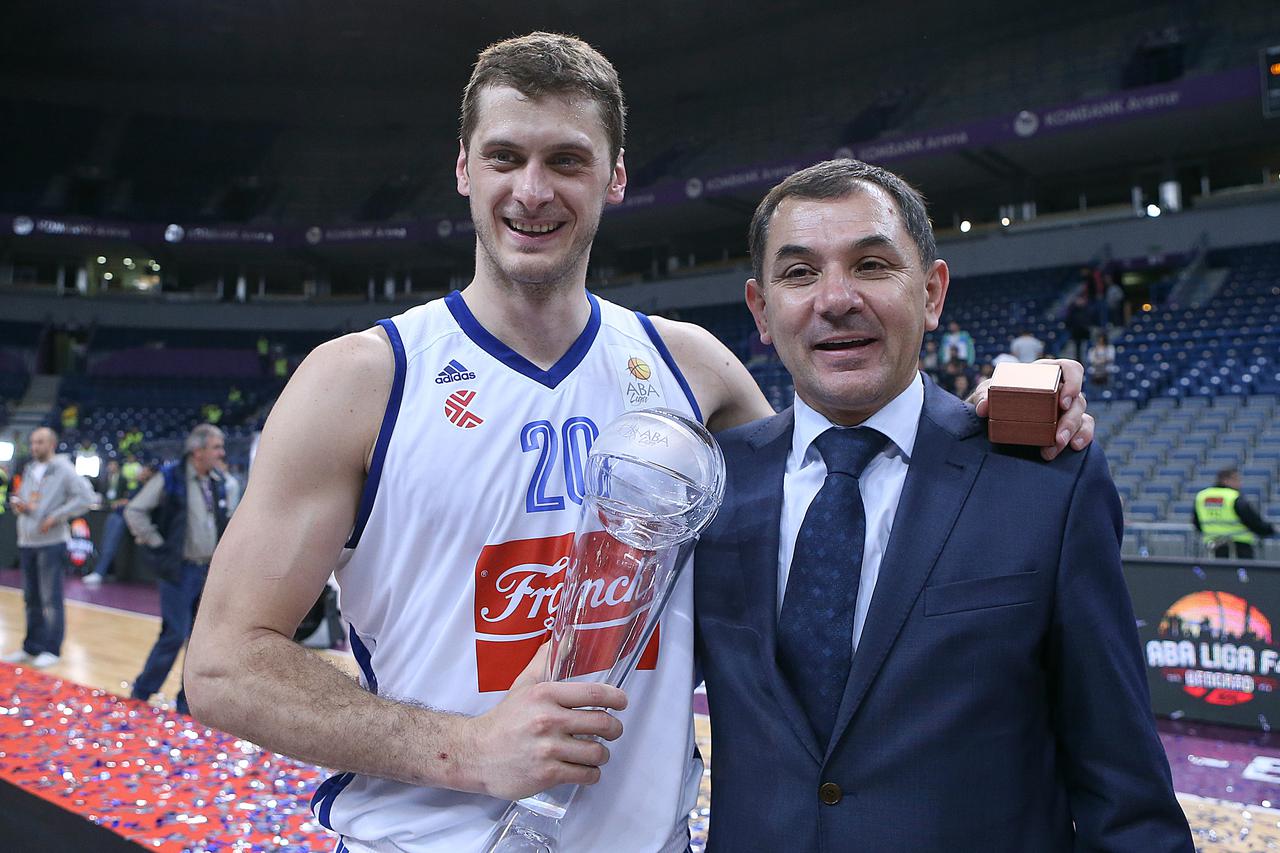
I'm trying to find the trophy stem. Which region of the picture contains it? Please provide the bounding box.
[481,799,563,852]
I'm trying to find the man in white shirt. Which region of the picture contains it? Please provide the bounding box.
[1010,328,1045,362]
[3,427,95,668]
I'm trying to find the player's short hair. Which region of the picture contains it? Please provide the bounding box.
[185,423,224,454]
[749,158,937,285]
[460,32,626,163]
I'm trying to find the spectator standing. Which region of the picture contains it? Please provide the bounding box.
[1105,275,1127,327]
[1088,333,1117,386]
[84,460,153,586]
[940,320,975,366]
[125,424,230,712]
[1066,293,1093,360]
[2,427,95,667]
[1194,468,1275,559]
[1010,328,1045,363]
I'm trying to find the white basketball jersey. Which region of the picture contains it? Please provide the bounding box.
[312,291,703,853]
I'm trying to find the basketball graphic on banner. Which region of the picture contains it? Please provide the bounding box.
[67,517,94,568]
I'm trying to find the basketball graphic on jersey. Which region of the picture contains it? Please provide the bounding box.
[626,357,652,381]
[444,389,484,428]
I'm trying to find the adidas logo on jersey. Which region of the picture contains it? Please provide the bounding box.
[435,359,477,384]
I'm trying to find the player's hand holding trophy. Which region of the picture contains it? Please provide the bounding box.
[482,408,725,852]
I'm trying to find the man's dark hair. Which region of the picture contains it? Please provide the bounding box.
[459,32,626,163]
[748,158,937,285]
[1216,467,1239,487]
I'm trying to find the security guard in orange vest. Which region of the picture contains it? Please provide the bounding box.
[1194,467,1275,559]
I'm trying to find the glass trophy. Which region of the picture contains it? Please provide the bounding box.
[482,408,725,852]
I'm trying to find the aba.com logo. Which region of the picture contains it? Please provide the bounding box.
[472,533,659,692]
[1146,590,1280,707]
[436,359,477,384]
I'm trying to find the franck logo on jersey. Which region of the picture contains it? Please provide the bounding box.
[1145,590,1278,707]
[472,533,659,692]
[444,389,484,429]
[435,359,477,384]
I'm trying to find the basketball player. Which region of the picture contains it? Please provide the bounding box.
[185,33,1093,852]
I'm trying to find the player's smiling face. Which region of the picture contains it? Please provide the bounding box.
[457,85,626,291]
[745,185,949,425]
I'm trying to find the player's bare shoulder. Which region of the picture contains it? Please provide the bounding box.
[646,315,772,431]
[264,326,396,471]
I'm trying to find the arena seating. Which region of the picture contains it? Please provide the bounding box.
[1106,243,1280,403]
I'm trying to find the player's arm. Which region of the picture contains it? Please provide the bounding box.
[185,329,626,801]
[647,316,774,433]
[970,357,1095,461]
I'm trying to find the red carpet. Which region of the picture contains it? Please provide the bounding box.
[0,662,332,851]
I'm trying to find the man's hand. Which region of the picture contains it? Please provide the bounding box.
[9,497,27,515]
[970,358,1095,462]
[38,515,59,534]
[457,642,627,801]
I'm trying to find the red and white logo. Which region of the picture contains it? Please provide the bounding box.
[473,533,659,692]
[445,389,484,429]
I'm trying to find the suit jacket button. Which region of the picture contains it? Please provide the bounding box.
[819,782,842,805]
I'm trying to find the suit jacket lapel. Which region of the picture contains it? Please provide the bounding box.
[827,379,987,756]
[736,408,824,762]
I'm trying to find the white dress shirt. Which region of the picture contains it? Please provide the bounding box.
[777,373,924,654]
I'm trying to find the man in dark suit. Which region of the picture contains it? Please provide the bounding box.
[694,159,1192,851]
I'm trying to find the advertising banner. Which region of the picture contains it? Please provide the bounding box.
[1126,558,1280,729]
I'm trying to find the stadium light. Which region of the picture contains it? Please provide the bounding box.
[96,256,106,264]
[1000,217,1011,227]
[1146,204,1162,217]
[103,272,113,280]
[960,220,972,233]
[75,454,101,479]
[123,257,132,265]
[0,441,13,462]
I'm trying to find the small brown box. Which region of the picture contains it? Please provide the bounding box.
[987,362,1062,446]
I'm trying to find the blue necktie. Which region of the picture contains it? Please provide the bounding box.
[777,426,888,749]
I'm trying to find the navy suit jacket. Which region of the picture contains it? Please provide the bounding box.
[694,378,1192,852]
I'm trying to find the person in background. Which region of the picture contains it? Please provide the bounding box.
[1088,332,1117,387]
[939,320,975,366]
[1194,467,1275,559]
[125,424,229,712]
[919,339,939,376]
[84,460,153,587]
[1066,293,1093,361]
[1009,328,1044,363]
[2,427,96,668]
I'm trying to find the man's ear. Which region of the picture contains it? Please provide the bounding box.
[606,148,627,205]
[745,278,772,346]
[456,140,470,197]
[922,259,950,332]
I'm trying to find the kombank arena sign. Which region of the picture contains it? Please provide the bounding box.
[1127,560,1280,728]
